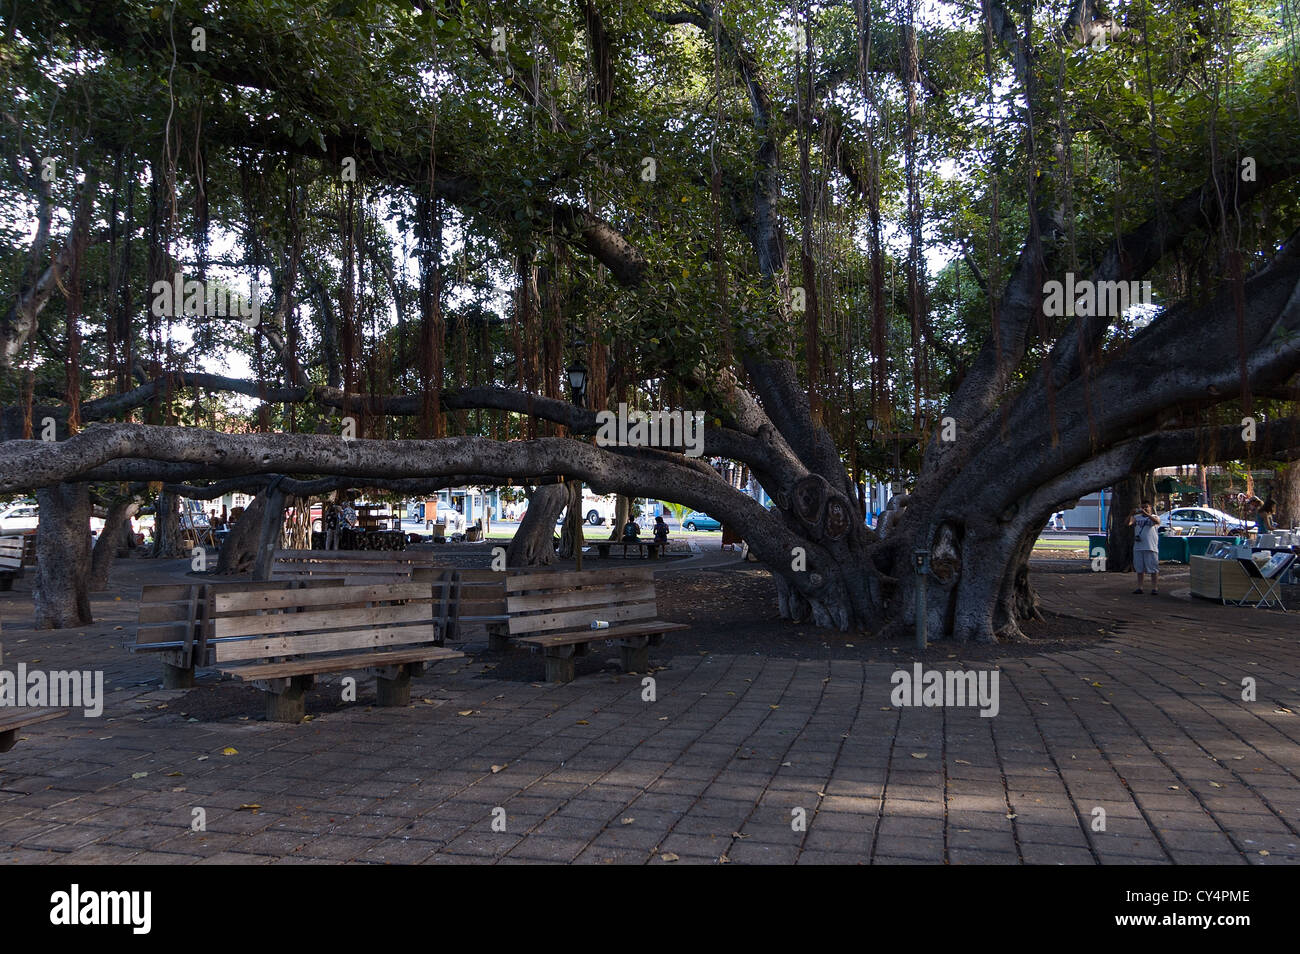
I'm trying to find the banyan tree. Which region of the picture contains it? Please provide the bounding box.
[2,0,1299,636]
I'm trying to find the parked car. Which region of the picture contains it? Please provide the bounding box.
[434,505,466,534]
[680,510,722,531]
[1157,506,1251,533]
[0,501,39,532]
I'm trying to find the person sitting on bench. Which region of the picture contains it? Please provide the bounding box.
[622,518,641,542]
[653,515,669,547]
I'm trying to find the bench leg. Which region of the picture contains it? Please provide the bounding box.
[619,635,652,673]
[375,665,413,707]
[543,646,576,684]
[265,675,312,723]
[162,661,195,689]
[0,729,17,753]
[487,624,512,652]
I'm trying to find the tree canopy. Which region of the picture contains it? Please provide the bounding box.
[3,0,1299,637]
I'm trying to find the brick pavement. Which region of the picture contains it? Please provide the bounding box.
[1,559,1297,865]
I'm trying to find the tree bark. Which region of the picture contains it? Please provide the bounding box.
[89,497,140,591]
[217,489,268,574]
[557,480,584,559]
[1106,472,1154,574]
[1274,462,1300,530]
[151,490,184,558]
[251,481,289,580]
[33,482,92,628]
[507,483,566,566]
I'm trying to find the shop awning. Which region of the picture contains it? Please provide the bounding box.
[1154,476,1200,494]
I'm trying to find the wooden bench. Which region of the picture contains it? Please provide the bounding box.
[0,708,68,753]
[270,548,442,585]
[505,567,688,683]
[210,580,464,721]
[594,540,660,560]
[0,536,23,591]
[439,568,526,647]
[135,579,344,687]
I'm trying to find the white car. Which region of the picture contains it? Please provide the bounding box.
[0,501,105,538]
[0,501,39,532]
[434,506,466,534]
[1157,506,1251,533]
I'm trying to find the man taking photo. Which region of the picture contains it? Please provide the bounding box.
[1128,500,1162,595]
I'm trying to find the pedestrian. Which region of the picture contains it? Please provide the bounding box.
[1258,497,1276,534]
[1128,500,1162,595]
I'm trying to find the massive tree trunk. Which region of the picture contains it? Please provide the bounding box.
[557,480,584,559]
[217,489,268,574]
[33,482,92,628]
[1274,462,1300,529]
[608,494,632,539]
[151,490,184,558]
[89,497,140,591]
[1106,472,1155,574]
[507,483,566,566]
[251,482,289,580]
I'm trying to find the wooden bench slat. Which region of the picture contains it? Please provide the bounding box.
[507,600,657,635]
[273,548,438,563]
[515,620,689,649]
[506,582,657,613]
[0,708,70,734]
[506,566,654,592]
[214,580,431,613]
[214,621,439,661]
[214,600,434,640]
[220,646,461,681]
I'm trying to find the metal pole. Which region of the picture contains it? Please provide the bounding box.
[913,548,928,651]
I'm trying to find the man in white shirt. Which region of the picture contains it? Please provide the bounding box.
[1128,500,1162,595]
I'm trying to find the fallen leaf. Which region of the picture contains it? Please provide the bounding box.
[621,817,635,825]
[955,759,971,765]
[166,771,183,777]
[1260,850,1270,856]
[458,710,474,716]
[237,804,262,812]
[910,753,928,759]
[130,772,148,779]
[491,764,506,774]
[660,852,680,862]
[576,720,590,725]
[221,747,238,756]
